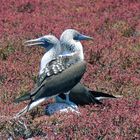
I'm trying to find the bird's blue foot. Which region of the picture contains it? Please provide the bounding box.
[65,100,78,110]
[55,96,78,109]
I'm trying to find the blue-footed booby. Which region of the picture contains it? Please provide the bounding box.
[15,34,87,117]
[58,29,117,104]
[15,30,117,109]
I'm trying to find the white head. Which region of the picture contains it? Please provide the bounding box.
[60,29,93,42]
[24,35,60,52]
[24,35,61,75]
[60,29,93,60]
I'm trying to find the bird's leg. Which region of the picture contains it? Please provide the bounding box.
[55,96,66,103]
[64,91,78,109]
[55,92,73,104]
[65,92,70,103]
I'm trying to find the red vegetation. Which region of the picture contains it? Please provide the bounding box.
[0,0,140,139]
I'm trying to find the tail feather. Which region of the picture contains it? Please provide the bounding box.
[88,93,103,104]
[89,90,122,101]
[14,93,31,103]
[90,90,116,98]
[14,105,29,118]
[14,83,44,103]
[14,97,50,117]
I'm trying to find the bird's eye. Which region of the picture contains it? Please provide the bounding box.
[74,34,79,40]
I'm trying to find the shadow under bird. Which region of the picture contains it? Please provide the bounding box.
[14,29,117,109]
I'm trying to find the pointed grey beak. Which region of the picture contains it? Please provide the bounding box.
[24,38,44,46]
[76,34,93,41]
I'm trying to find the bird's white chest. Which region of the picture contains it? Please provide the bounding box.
[39,49,57,75]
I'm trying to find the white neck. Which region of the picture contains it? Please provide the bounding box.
[60,40,84,61]
[39,45,61,75]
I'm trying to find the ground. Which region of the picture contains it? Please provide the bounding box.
[0,0,140,139]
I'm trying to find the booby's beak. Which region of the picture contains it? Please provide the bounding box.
[24,38,44,46]
[75,34,93,41]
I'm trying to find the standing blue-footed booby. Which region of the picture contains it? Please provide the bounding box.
[57,29,117,104]
[15,30,118,111]
[15,30,93,105]
[23,31,90,106]
[14,34,87,117]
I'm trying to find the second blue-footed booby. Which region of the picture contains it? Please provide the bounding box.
[57,29,117,104]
